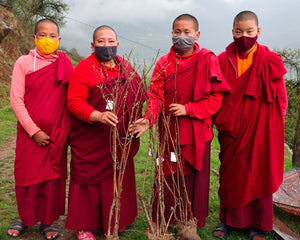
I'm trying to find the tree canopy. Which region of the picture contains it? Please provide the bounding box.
[276,48,300,167]
[2,0,68,28]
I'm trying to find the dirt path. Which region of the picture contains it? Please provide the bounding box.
[0,135,106,240]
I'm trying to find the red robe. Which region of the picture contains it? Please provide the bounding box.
[66,54,146,233]
[14,51,73,186]
[145,43,231,176]
[14,51,73,225]
[146,43,231,227]
[215,42,287,210]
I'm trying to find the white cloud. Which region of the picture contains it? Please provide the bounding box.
[65,0,197,25]
[223,0,243,3]
[60,0,300,61]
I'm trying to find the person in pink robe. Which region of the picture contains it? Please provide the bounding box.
[129,14,231,234]
[8,19,73,240]
[213,11,287,240]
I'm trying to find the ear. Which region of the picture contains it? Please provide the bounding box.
[58,37,61,41]
[91,42,95,52]
[257,27,261,37]
[32,34,36,40]
[195,31,200,41]
[117,41,120,47]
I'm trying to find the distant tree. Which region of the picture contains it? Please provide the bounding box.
[66,47,84,63]
[276,48,300,167]
[2,0,68,28]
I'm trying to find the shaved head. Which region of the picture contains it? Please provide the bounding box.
[173,14,199,31]
[233,10,258,27]
[93,25,117,42]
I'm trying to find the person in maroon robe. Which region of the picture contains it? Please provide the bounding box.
[129,14,231,235]
[65,25,146,240]
[8,19,73,240]
[213,11,287,240]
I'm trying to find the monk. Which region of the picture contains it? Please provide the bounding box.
[129,14,231,233]
[8,19,73,240]
[213,10,287,240]
[65,25,146,240]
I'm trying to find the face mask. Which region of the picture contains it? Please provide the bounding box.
[172,35,194,51]
[234,35,258,51]
[94,46,117,61]
[34,37,59,55]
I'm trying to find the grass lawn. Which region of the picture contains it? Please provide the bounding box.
[0,107,298,239]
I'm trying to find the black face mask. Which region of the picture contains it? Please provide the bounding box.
[94,46,117,61]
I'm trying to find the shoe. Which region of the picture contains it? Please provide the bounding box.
[41,224,59,240]
[7,221,27,238]
[248,229,265,240]
[76,230,96,240]
[212,222,229,239]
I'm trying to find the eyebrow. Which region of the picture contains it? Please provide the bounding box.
[235,27,255,31]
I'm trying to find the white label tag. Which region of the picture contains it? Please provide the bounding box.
[171,152,177,162]
[156,157,164,166]
[156,152,177,166]
[106,100,114,110]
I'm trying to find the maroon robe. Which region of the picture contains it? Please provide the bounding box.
[150,46,231,227]
[215,42,287,230]
[15,51,72,186]
[159,47,231,177]
[14,51,73,225]
[66,56,146,234]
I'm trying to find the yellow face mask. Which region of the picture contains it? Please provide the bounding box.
[34,37,59,55]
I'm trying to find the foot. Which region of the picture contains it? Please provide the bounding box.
[212,223,229,239]
[76,230,96,240]
[248,229,265,240]
[7,220,27,238]
[41,224,59,240]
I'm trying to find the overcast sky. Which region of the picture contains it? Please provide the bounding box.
[60,0,300,66]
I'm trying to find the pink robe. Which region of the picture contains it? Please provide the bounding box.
[13,51,73,225]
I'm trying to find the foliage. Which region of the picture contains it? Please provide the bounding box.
[1,0,68,53]
[276,48,300,167]
[284,79,299,147]
[2,0,68,28]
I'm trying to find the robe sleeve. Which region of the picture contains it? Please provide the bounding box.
[185,92,223,119]
[67,61,95,123]
[277,76,288,120]
[10,57,41,137]
[143,57,168,125]
[267,51,288,119]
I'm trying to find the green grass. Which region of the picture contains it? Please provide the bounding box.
[0,107,17,146]
[124,128,299,240]
[0,109,298,239]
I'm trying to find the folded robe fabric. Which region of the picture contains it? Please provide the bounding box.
[148,44,231,176]
[215,42,287,209]
[14,51,73,186]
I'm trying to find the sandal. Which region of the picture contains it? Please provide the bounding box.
[76,230,96,240]
[7,221,27,238]
[41,224,59,240]
[248,229,265,240]
[212,222,229,239]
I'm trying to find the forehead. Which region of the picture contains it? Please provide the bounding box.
[173,19,196,30]
[95,29,117,39]
[37,22,58,33]
[234,19,257,29]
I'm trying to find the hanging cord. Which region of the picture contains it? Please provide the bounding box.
[33,49,37,72]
